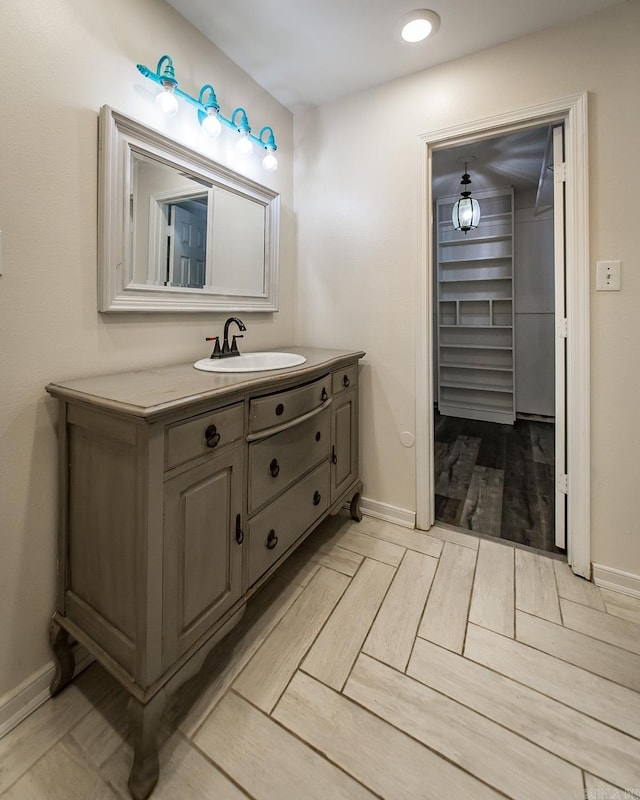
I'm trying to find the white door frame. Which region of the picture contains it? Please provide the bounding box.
[415,92,590,577]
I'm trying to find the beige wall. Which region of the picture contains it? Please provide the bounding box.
[294,3,640,573]
[0,0,294,699]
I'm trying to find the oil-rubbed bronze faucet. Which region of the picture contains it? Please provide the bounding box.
[206,317,246,359]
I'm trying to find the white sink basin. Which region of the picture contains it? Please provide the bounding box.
[194,352,307,373]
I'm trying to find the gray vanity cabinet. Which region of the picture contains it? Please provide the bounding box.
[45,347,364,800]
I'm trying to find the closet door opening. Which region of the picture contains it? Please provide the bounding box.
[431,125,565,556]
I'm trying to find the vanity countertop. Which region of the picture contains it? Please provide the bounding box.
[46,347,365,419]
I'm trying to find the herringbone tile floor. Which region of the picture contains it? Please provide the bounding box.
[2,514,640,799]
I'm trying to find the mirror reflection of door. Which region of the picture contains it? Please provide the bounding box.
[168,198,207,288]
[129,149,273,300]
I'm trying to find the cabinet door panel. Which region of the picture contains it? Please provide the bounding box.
[331,389,357,501]
[163,445,243,666]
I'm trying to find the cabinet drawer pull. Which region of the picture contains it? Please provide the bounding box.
[235,514,244,545]
[315,431,321,442]
[313,490,322,506]
[205,424,221,448]
[342,374,351,388]
[270,458,280,478]
[266,529,279,549]
[275,403,285,416]
[321,387,328,402]
[331,446,338,465]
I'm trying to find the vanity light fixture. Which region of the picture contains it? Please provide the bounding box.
[137,55,278,172]
[400,9,440,43]
[232,108,253,156]
[452,162,481,234]
[154,55,179,115]
[197,84,222,137]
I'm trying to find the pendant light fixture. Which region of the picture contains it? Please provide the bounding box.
[452,161,481,234]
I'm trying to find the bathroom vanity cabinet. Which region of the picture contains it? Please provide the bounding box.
[45,347,364,800]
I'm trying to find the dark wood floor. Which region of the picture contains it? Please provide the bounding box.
[434,412,564,555]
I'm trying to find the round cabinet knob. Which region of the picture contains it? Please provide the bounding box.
[270,458,280,478]
[321,388,328,402]
[275,403,285,416]
[266,529,279,550]
[343,374,351,388]
[205,424,221,448]
[313,490,322,506]
[315,431,322,442]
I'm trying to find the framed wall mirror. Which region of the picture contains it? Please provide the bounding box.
[98,105,280,312]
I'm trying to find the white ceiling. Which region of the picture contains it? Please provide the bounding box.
[432,125,552,199]
[165,0,622,113]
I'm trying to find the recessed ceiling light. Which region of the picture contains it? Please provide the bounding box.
[399,9,441,43]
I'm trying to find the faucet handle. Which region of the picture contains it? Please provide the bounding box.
[230,334,244,353]
[205,336,221,358]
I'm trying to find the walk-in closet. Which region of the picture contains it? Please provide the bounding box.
[432,125,562,555]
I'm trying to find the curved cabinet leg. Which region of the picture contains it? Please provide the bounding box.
[127,690,166,800]
[350,483,363,522]
[49,620,75,697]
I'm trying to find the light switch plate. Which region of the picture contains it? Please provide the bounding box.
[596,260,621,291]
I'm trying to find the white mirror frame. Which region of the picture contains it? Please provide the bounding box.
[98,105,280,312]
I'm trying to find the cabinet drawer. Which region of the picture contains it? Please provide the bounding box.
[165,403,244,470]
[332,364,358,395]
[249,407,330,513]
[248,460,330,586]
[249,376,330,433]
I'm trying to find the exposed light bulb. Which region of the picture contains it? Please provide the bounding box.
[156,84,178,116]
[201,108,222,137]
[262,148,278,172]
[236,130,253,156]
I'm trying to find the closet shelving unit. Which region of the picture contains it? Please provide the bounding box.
[436,186,515,424]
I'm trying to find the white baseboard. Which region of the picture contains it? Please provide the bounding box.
[360,496,416,529]
[0,644,94,740]
[592,563,640,599]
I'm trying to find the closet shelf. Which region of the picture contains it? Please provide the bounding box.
[440,343,512,351]
[440,255,513,265]
[441,234,511,246]
[438,396,514,413]
[440,381,513,394]
[440,362,512,372]
[439,210,511,225]
[439,276,511,284]
[439,324,512,329]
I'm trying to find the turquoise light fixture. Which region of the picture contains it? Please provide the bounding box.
[137,55,278,172]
